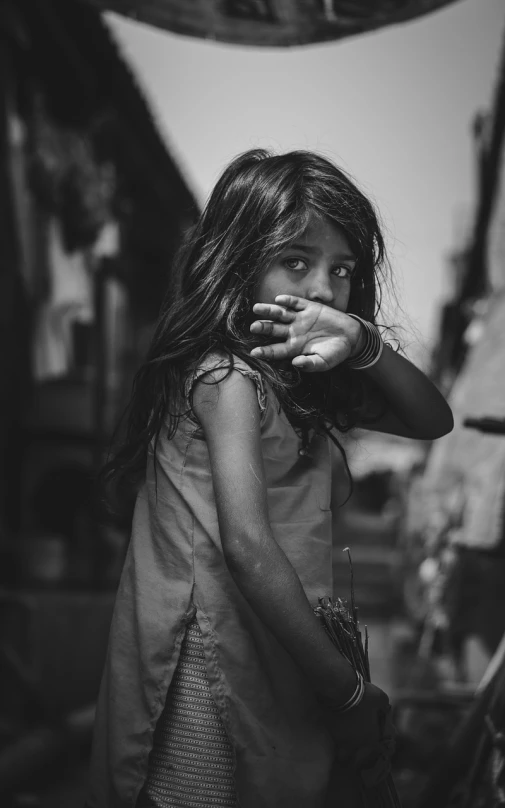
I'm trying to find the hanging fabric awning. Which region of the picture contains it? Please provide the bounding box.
[85,0,461,47]
[421,291,505,551]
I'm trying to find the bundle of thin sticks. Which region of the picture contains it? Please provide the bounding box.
[314,549,401,808]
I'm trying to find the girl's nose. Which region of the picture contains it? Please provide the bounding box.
[307,271,334,305]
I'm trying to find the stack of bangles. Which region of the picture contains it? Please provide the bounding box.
[319,670,365,713]
[331,670,366,714]
[346,314,384,370]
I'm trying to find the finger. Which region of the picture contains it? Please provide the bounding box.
[250,321,290,338]
[292,354,327,372]
[250,342,291,361]
[252,303,295,322]
[274,295,308,311]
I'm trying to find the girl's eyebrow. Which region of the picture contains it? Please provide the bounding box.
[287,243,357,262]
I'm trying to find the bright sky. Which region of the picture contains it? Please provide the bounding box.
[106,0,504,362]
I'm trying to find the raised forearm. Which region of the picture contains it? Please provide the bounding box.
[248,298,453,439]
[362,345,453,439]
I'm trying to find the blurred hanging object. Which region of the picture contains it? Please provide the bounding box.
[32,218,94,381]
[85,0,461,47]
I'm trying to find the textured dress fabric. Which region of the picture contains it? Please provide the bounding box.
[137,617,237,808]
[85,354,360,808]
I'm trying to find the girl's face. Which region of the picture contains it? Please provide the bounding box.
[255,214,356,312]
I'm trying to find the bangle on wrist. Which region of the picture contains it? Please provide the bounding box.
[319,670,365,714]
[346,314,384,370]
[334,670,365,713]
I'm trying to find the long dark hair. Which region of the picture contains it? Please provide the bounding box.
[102,149,392,505]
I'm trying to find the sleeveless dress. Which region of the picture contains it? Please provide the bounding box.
[85,355,360,808]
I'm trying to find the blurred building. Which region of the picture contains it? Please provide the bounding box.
[0,0,198,778]
[402,26,505,667]
[0,0,198,570]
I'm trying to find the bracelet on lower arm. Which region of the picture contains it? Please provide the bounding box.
[333,670,365,713]
[346,314,384,370]
[318,670,365,713]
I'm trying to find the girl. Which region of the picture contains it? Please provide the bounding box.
[86,150,453,808]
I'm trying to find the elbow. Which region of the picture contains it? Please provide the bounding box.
[221,526,275,584]
[223,547,270,600]
[435,406,455,438]
[421,409,454,440]
[221,531,265,577]
[223,546,255,579]
[440,420,454,439]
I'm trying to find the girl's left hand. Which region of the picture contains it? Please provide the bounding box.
[249,295,364,372]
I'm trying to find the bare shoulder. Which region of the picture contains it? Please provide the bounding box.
[193,365,262,440]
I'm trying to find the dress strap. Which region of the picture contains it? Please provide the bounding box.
[185,353,267,420]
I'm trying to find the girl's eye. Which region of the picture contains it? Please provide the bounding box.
[284,258,307,272]
[332,266,353,279]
